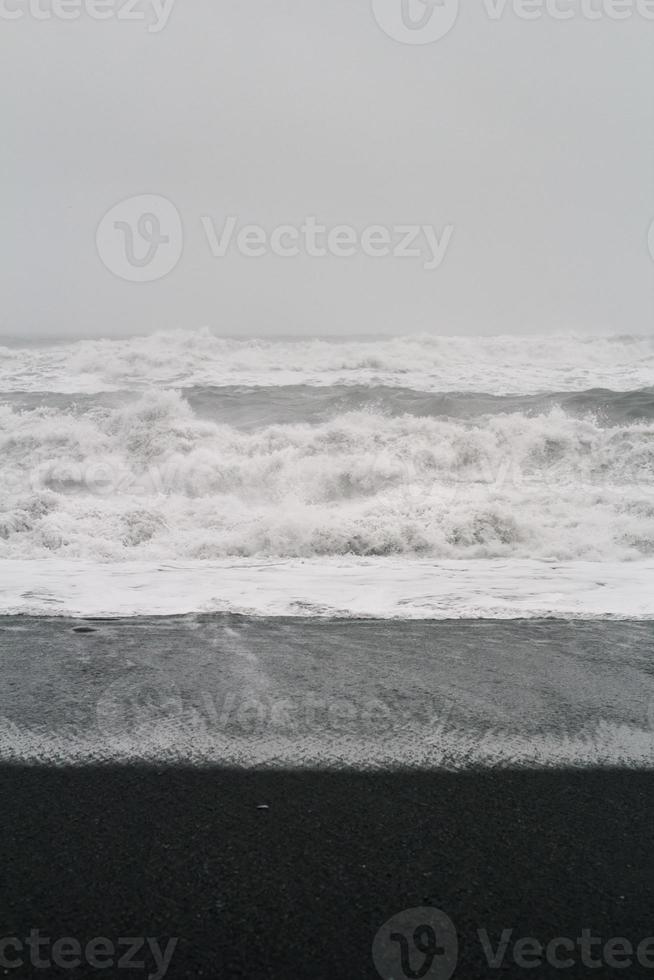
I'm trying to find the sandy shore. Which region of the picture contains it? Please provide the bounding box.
[2,766,654,977]
[3,617,654,975]
[2,616,654,767]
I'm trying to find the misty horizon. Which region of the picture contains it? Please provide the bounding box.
[2,0,653,339]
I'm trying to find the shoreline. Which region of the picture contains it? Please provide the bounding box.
[2,557,654,619]
[2,616,654,769]
[4,612,654,974]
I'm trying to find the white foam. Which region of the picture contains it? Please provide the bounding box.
[1,713,653,769]
[1,557,653,618]
[1,392,653,562]
[1,330,653,394]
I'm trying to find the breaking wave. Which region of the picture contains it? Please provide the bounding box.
[1,329,653,394]
[1,389,653,561]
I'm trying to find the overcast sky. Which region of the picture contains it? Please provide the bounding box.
[1,0,653,338]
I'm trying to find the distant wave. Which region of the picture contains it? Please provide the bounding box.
[185,383,654,428]
[0,329,652,394]
[1,389,653,561]
[3,383,654,428]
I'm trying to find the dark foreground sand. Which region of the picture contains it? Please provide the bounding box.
[2,617,654,977]
[2,767,654,978]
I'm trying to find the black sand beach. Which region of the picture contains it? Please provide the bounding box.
[2,767,654,978]
[2,617,654,977]
[2,617,654,763]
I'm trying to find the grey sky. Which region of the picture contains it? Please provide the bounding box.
[2,0,653,337]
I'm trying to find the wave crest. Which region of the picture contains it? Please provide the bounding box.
[1,329,653,394]
[0,391,652,561]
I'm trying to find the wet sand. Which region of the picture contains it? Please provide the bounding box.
[1,616,654,766]
[2,617,654,977]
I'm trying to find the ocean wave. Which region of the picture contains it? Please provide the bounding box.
[4,384,654,428]
[4,384,654,429]
[0,390,653,561]
[0,329,652,394]
[185,383,654,428]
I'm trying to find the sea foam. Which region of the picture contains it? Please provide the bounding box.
[0,329,652,394]
[0,389,653,562]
